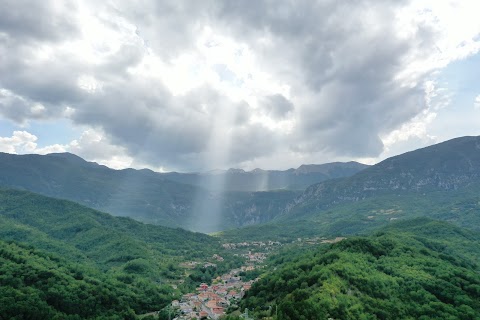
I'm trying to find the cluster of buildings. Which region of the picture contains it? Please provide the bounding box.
[242,251,267,264]
[222,240,281,250]
[169,244,280,319]
[172,270,256,320]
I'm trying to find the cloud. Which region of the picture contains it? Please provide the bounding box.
[0,89,64,123]
[67,129,135,170]
[0,131,37,153]
[0,129,137,170]
[0,1,479,171]
[0,0,78,42]
[475,95,480,110]
[261,94,294,119]
[0,130,65,154]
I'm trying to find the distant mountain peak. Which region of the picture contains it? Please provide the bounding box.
[295,161,368,174]
[227,168,246,174]
[286,135,480,219]
[46,152,86,161]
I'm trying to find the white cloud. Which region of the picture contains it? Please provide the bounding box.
[67,129,134,169]
[0,129,134,170]
[0,131,67,154]
[475,95,480,110]
[0,131,38,154]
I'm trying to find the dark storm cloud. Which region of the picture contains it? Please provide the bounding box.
[71,80,272,170]
[0,0,448,170]
[0,49,85,107]
[228,124,279,164]
[0,0,83,123]
[0,90,53,123]
[261,94,294,119]
[213,0,434,157]
[0,0,78,42]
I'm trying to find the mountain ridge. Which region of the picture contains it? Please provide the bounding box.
[0,152,365,232]
[285,135,480,218]
[162,160,369,191]
[220,136,480,241]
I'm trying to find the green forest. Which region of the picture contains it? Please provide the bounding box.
[234,219,480,319]
[0,240,173,319]
[0,188,242,318]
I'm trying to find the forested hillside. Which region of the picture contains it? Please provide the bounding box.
[0,188,241,318]
[0,240,164,319]
[221,136,480,241]
[234,219,480,319]
[286,136,480,219]
[0,153,306,232]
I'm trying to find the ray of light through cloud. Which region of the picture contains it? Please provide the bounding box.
[0,0,479,173]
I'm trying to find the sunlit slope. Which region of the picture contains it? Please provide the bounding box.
[237,219,480,319]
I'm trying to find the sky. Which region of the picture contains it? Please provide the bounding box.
[0,0,479,173]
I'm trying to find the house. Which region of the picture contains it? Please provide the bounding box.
[206,300,218,309]
[217,300,229,308]
[212,306,224,315]
[198,292,208,301]
[227,290,241,300]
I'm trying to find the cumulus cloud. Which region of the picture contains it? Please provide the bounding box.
[0,131,64,154]
[475,95,480,110]
[0,1,479,171]
[0,129,136,170]
[67,129,135,170]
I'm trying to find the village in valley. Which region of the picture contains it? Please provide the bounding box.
[167,241,280,320]
[149,237,344,320]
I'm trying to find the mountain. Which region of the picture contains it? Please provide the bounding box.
[0,151,202,227]
[234,219,480,319]
[288,136,480,215]
[0,152,364,232]
[162,161,368,191]
[0,187,240,318]
[221,136,480,241]
[285,136,480,223]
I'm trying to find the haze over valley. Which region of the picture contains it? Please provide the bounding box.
[1,0,480,319]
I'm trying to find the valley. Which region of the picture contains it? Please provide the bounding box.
[0,152,364,232]
[1,136,480,319]
[2,1,480,318]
